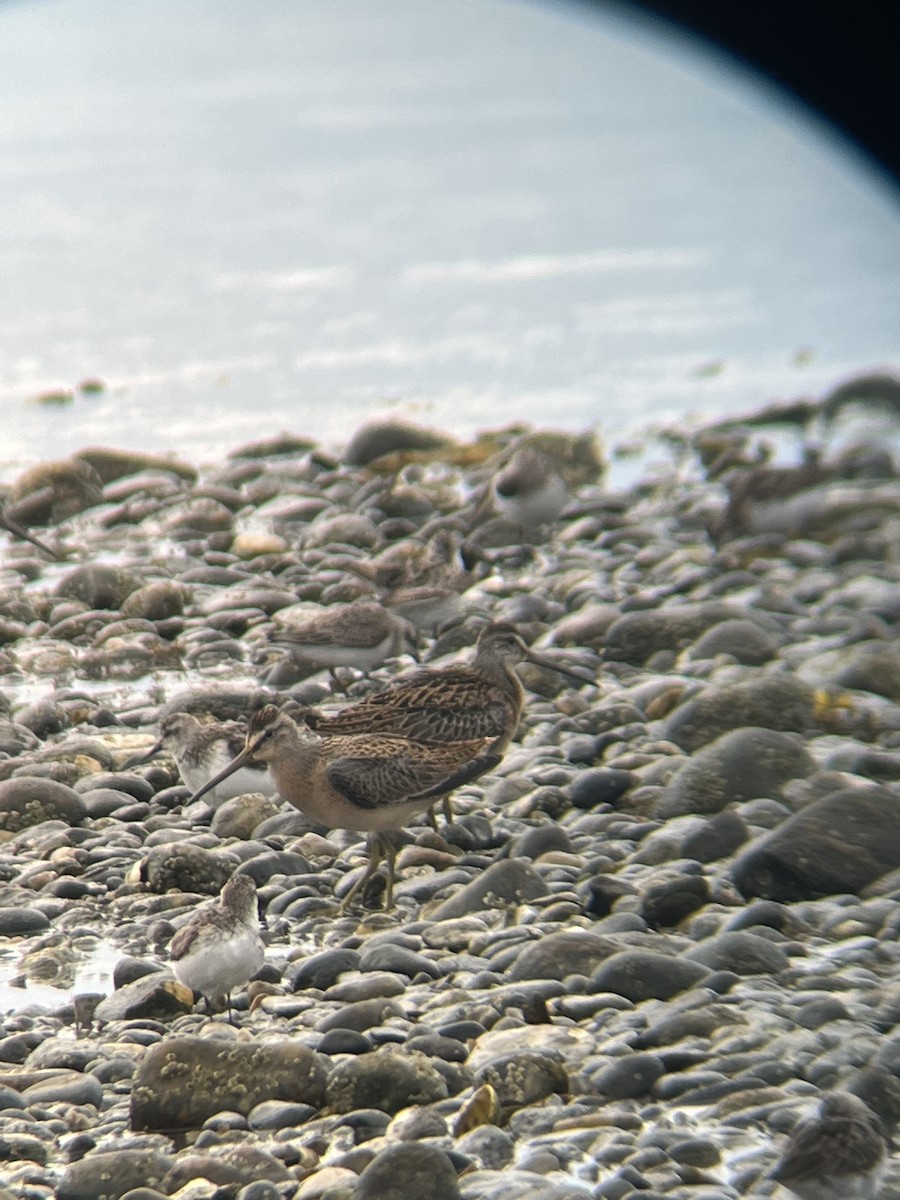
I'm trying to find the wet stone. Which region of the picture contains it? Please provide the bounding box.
[428,859,550,920]
[685,929,791,975]
[130,1036,328,1130]
[325,1048,449,1115]
[732,785,900,901]
[589,950,710,1002]
[352,1141,462,1200]
[0,777,87,832]
[655,726,816,818]
[55,1149,175,1200]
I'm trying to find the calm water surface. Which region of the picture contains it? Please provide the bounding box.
[1,0,899,474]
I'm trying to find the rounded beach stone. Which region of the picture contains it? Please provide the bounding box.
[686,618,779,664]
[603,602,735,664]
[0,906,51,935]
[568,768,636,809]
[474,1051,568,1110]
[138,843,237,894]
[589,950,710,1002]
[0,777,87,832]
[325,1048,449,1115]
[130,1036,328,1130]
[93,974,194,1023]
[343,420,456,466]
[289,947,361,992]
[352,1142,461,1199]
[655,727,815,818]
[508,931,619,981]
[55,1150,175,1200]
[731,785,900,901]
[210,794,281,839]
[661,673,816,752]
[428,859,549,920]
[639,872,709,928]
[684,930,790,975]
[54,563,140,609]
[591,1053,665,1099]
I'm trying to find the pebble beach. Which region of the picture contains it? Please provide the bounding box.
[1,371,900,1200]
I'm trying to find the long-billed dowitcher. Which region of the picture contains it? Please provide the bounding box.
[123,711,276,803]
[169,873,265,1021]
[271,599,418,680]
[768,1091,887,1200]
[306,621,594,821]
[308,622,592,747]
[186,705,501,910]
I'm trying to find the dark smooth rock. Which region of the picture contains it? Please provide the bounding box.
[358,943,441,979]
[640,871,709,928]
[316,997,405,1034]
[731,785,900,900]
[0,776,87,832]
[590,950,710,1001]
[832,642,900,702]
[591,1053,665,1098]
[131,1036,328,1130]
[684,930,790,975]
[687,618,779,664]
[568,768,636,809]
[680,808,750,861]
[289,947,361,992]
[352,1142,461,1200]
[0,906,51,936]
[603,602,736,664]
[508,930,619,981]
[326,1048,449,1115]
[656,726,816,817]
[317,1029,372,1055]
[662,674,816,753]
[94,974,193,1023]
[21,1070,104,1107]
[235,850,310,884]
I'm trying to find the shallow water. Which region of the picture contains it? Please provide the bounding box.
[1,0,898,474]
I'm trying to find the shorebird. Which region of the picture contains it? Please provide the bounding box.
[3,456,104,528]
[488,445,570,528]
[305,621,594,822]
[169,873,265,1021]
[0,510,59,557]
[186,705,502,910]
[271,599,418,681]
[769,1091,888,1200]
[123,711,276,803]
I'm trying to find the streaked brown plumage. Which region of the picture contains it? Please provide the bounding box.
[186,705,501,910]
[305,621,593,822]
[769,1091,887,1200]
[307,621,593,750]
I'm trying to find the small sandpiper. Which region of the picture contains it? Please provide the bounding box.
[270,598,418,681]
[169,873,265,1021]
[769,1091,888,1200]
[488,444,570,528]
[186,705,501,911]
[124,711,276,804]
